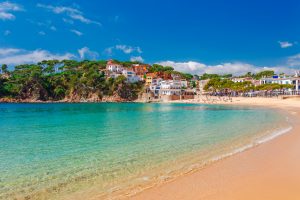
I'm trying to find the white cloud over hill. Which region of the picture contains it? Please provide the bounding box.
[78,47,99,60]
[0,48,75,65]
[157,60,297,75]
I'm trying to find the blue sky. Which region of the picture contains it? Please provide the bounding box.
[1,0,300,75]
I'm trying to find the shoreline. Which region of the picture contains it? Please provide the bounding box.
[62,102,292,200]
[131,98,300,200]
[1,95,299,105]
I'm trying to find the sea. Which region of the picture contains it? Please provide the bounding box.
[0,103,291,199]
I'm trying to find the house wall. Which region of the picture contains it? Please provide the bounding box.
[181,94,194,100]
[160,95,180,101]
[146,76,153,85]
[106,64,123,73]
[159,94,194,101]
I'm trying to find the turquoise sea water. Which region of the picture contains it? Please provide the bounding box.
[0,103,289,199]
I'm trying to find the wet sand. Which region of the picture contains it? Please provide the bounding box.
[132,97,300,200]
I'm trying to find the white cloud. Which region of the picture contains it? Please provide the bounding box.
[0,48,74,65]
[37,3,101,26]
[78,47,99,60]
[0,1,22,11]
[115,45,142,54]
[287,53,300,66]
[104,45,142,56]
[38,31,46,35]
[0,12,14,20]
[62,18,74,24]
[0,1,23,20]
[70,29,83,36]
[130,56,144,62]
[50,26,57,31]
[4,30,11,35]
[27,19,58,32]
[0,48,21,56]
[156,61,296,75]
[278,41,293,48]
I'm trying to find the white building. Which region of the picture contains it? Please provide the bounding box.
[231,78,246,83]
[152,78,163,86]
[261,77,291,85]
[180,79,188,88]
[122,69,140,83]
[149,78,163,96]
[260,77,300,91]
[231,77,254,83]
[109,73,121,79]
[106,59,124,73]
[149,79,191,96]
[160,80,182,95]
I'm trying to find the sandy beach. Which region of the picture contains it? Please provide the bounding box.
[132,97,300,200]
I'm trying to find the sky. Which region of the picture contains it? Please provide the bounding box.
[1,0,300,75]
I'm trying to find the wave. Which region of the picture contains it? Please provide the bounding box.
[116,124,294,200]
[210,126,293,163]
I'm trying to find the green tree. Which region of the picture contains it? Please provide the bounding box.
[204,78,254,93]
[200,73,220,80]
[254,70,275,80]
[1,64,8,74]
